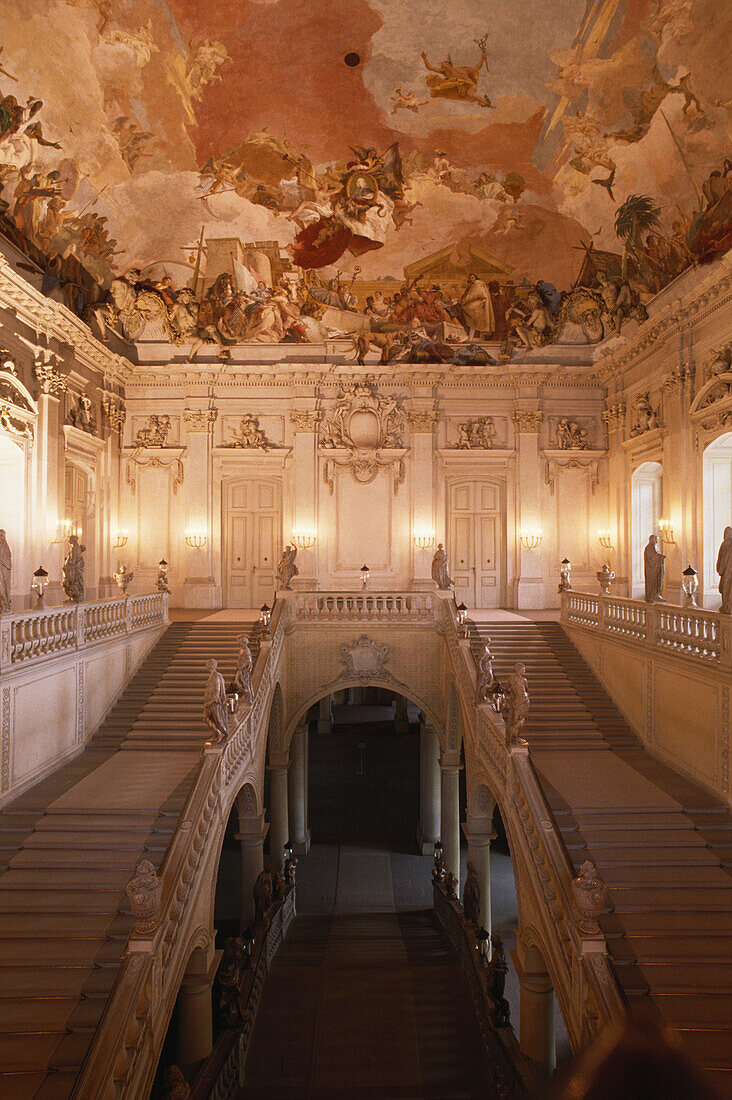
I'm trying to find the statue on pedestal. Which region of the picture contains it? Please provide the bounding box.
[253,866,274,924]
[431,543,452,590]
[229,634,254,708]
[716,527,732,614]
[463,861,480,925]
[276,544,298,589]
[505,663,529,746]
[62,535,85,603]
[203,658,228,743]
[217,936,245,1027]
[476,642,495,704]
[643,534,666,603]
[0,530,11,612]
[161,1066,190,1100]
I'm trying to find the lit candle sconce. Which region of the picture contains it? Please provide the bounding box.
[52,519,75,544]
[413,529,435,550]
[519,529,543,551]
[658,519,676,545]
[292,529,317,550]
[184,529,207,549]
[597,529,615,551]
[113,529,128,550]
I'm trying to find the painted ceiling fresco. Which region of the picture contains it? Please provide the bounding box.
[0,0,730,359]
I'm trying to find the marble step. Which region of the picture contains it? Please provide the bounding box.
[564,844,719,866]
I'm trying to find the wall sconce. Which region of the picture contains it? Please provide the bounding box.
[113,529,128,549]
[360,564,370,589]
[52,519,74,545]
[658,519,676,545]
[184,529,207,549]
[520,529,543,551]
[413,530,435,550]
[598,529,615,550]
[292,529,317,550]
[32,565,48,608]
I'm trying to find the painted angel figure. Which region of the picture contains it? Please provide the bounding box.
[421,38,493,108]
[391,87,428,115]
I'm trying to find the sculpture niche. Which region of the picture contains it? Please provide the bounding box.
[643,534,666,603]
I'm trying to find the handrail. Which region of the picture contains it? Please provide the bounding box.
[440,599,627,1046]
[561,590,731,669]
[71,599,286,1100]
[433,883,538,1098]
[189,886,296,1100]
[0,592,169,671]
[288,589,438,622]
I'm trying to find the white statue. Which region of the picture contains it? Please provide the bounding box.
[0,529,11,612]
[62,535,85,602]
[643,534,665,603]
[230,634,254,707]
[476,642,495,704]
[277,544,298,589]
[203,658,229,743]
[431,543,452,590]
[505,663,529,746]
[716,526,732,614]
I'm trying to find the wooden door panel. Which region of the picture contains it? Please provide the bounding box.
[448,480,503,609]
[228,513,250,606]
[225,479,281,607]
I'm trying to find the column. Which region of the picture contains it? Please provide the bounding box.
[34,367,66,597]
[440,758,461,885]
[288,724,310,854]
[176,946,216,1074]
[394,694,409,734]
[268,761,290,872]
[462,821,494,932]
[289,404,320,588]
[602,402,630,596]
[519,971,556,1079]
[236,813,268,931]
[317,695,333,733]
[418,723,441,854]
[406,407,438,589]
[182,408,216,608]
[513,409,546,609]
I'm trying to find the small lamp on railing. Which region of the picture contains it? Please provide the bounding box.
[520,529,542,551]
[259,602,271,637]
[489,679,506,713]
[113,529,128,550]
[476,926,490,965]
[360,564,370,589]
[32,565,49,608]
[682,564,699,608]
[598,529,615,551]
[558,557,572,594]
[658,519,676,546]
[456,601,468,637]
[184,529,207,549]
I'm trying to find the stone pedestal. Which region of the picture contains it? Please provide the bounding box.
[418,724,441,854]
[288,724,310,854]
[440,759,461,885]
[268,762,290,872]
[236,814,268,931]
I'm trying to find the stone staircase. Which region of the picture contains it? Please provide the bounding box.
[476,620,732,1090]
[0,619,256,1100]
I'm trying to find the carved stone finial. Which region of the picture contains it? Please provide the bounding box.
[126,858,163,935]
[571,860,609,935]
[596,563,615,594]
[113,564,134,595]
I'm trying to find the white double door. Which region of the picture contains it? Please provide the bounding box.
[448,480,503,608]
[224,478,281,608]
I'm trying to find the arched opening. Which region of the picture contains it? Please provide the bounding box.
[0,433,25,604]
[631,460,663,598]
[702,433,732,606]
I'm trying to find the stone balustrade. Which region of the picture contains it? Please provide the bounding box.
[288,589,439,622]
[561,591,730,668]
[0,592,169,672]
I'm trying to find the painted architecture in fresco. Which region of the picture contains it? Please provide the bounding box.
[0,0,730,363]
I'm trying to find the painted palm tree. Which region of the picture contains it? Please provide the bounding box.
[614,194,662,278]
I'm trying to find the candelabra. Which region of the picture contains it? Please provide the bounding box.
[597,529,615,550]
[292,529,317,550]
[413,530,435,550]
[184,529,207,549]
[658,519,676,545]
[113,529,128,550]
[519,530,542,551]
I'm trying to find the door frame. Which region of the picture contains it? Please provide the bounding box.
[445,474,507,609]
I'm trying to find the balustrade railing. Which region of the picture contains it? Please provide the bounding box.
[1,592,168,672]
[290,590,438,622]
[561,591,730,668]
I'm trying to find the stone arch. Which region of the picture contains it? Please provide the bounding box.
[282,677,444,752]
